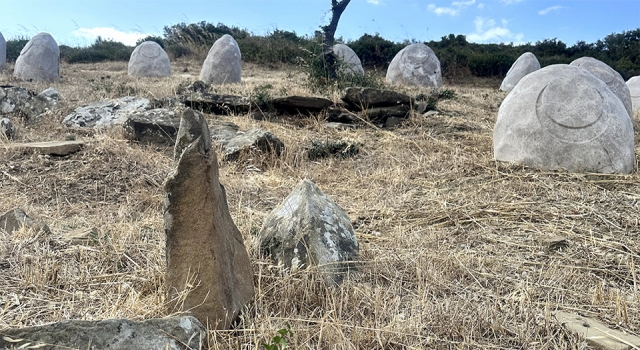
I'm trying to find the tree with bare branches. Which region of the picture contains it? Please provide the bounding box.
[315,0,352,81]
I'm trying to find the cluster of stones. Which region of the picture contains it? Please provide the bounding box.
[494,60,635,174]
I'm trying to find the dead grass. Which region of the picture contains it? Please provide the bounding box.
[0,59,639,349]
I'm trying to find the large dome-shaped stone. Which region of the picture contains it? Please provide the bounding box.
[386,43,442,88]
[570,57,632,119]
[500,52,540,92]
[627,76,640,113]
[128,41,171,77]
[0,31,6,69]
[494,64,634,174]
[332,44,364,76]
[14,33,60,82]
[199,34,241,85]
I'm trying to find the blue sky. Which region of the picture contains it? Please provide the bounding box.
[0,0,638,47]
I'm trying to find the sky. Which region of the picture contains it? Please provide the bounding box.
[0,0,638,47]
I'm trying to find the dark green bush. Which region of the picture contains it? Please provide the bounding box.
[5,37,29,62]
[63,37,133,63]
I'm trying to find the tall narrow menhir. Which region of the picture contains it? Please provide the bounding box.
[164,108,254,328]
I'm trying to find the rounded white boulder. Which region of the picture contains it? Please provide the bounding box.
[570,57,632,119]
[494,64,634,174]
[626,76,640,113]
[0,31,6,69]
[14,32,60,82]
[386,43,442,88]
[199,34,241,85]
[500,52,540,92]
[332,44,364,76]
[128,41,171,77]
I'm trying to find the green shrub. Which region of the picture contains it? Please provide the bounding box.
[5,37,30,62]
[63,37,133,63]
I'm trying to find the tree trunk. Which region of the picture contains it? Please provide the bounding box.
[322,0,351,48]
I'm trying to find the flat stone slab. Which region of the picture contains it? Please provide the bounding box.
[272,96,334,114]
[0,316,205,350]
[10,140,84,156]
[181,92,250,115]
[123,108,180,145]
[555,311,640,350]
[210,121,284,160]
[342,87,412,110]
[63,96,151,128]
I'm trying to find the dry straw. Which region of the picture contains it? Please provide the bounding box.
[0,59,638,349]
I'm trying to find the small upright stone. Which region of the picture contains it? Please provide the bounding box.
[626,76,640,113]
[259,179,359,285]
[0,208,51,234]
[332,44,364,76]
[386,43,442,88]
[500,52,540,92]
[1,118,14,139]
[14,32,60,82]
[570,57,633,119]
[199,34,241,85]
[128,41,172,77]
[0,31,6,68]
[164,108,254,328]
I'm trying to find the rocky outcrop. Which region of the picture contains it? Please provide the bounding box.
[200,34,242,85]
[63,96,151,128]
[0,86,60,120]
[164,108,254,327]
[123,108,180,145]
[259,179,359,285]
[210,122,284,160]
[386,43,442,88]
[494,64,634,174]
[128,41,172,77]
[0,316,205,350]
[14,32,60,82]
[500,52,540,92]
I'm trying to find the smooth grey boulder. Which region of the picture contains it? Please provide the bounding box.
[13,32,60,82]
[500,52,540,92]
[0,31,6,68]
[627,76,640,113]
[332,44,364,76]
[199,34,241,85]
[494,64,634,174]
[1,117,14,139]
[0,316,205,350]
[342,87,412,110]
[128,41,172,77]
[0,208,51,234]
[386,43,442,88]
[164,108,254,327]
[63,96,151,128]
[570,57,633,119]
[0,86,60,120]
[123,108,180,145]
[259,179,359,285]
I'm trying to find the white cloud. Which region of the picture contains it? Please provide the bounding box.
[427,0,475,16]
[538,5,566,15]
[478,3,485,9]
[467,17,524,43]
[73,27,151,46]
[500,0,523,4]
[367,0,380,4]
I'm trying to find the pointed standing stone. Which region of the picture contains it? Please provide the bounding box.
[164,108,254,328]
[128,41,172,77]
[13,32,60,82]
[0,31,6,69]
[199,34,242,85]
[500,52,540,92]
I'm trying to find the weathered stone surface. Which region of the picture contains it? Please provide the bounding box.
[14,32,60,82]
[555,311,640,350]
[164,109,254,327]
[500,52,540,92]
[386,43,442,88]
[332,44,364,76]
[363,105,411,124]
[0,208,50,234]
[210,121,284,160]
[570,57,633,119]
[272,96,334,114]
[326,107,360,124]
[10,141,84,156]
[0,31,6,69]
[325,122,355,130]
[1,117,14,139]
[200,34,242,85]
[259,179,359,285]
[181,91,250,115]
[0,316,205,350]
[128,41,172,77]
[63,96,151,128]
[124,108,180,145]
[627,76,640,113]
[494,64,634,174]
[0,86,60,120]
[342,87,412,110]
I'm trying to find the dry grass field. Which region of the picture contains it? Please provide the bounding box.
[0,58,639,349]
